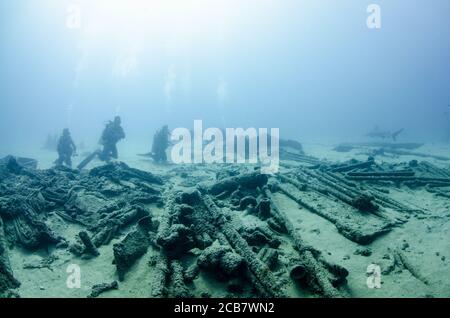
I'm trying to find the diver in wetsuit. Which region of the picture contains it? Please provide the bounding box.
[151,125,170,163]
[55,128,77,167]
[99,116,125,162]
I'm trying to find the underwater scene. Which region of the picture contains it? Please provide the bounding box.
[1,0,450,300]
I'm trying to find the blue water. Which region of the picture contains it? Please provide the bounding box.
[1,0,450,154]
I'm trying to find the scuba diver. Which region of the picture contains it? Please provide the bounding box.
[99,116,126,161]
[55,128,77,167]
[150,125,170,163]
[77,116,125,170]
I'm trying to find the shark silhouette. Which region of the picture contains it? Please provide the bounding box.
[366,126,404,141]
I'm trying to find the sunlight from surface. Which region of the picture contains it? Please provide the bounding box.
[77,0,233,40]
[68,0,238,81]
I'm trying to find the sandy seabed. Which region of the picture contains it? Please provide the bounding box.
[1,140,449,298]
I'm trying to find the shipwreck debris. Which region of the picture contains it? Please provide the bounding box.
[201,193,287,297]
[393,249,430,286]
[78,231,100,258]
[113,217,154,281]
[263,187,346,297]
[0,217,20,297]
[0,146,448,298]
[88,281,119,298]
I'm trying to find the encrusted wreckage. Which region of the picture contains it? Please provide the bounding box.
[0,144,447,297]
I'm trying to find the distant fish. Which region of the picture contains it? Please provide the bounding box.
[366,126,404,141]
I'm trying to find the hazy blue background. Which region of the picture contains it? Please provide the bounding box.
[1,0,450,155]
